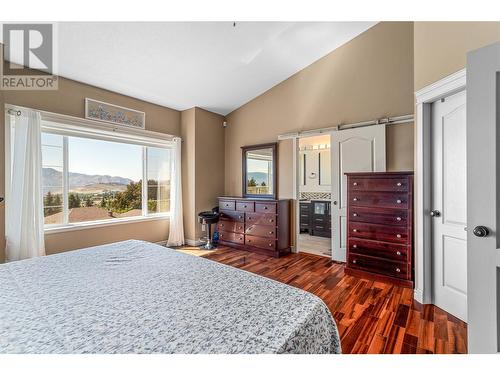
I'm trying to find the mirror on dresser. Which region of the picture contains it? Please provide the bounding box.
[242,143,277,200]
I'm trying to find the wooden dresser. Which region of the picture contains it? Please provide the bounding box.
[345,172,414,287]
[217,197,291,257]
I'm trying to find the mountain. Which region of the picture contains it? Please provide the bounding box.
[247,172,269,185]
[42,167,133,193]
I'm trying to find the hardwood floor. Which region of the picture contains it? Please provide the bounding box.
[200,246,468,354]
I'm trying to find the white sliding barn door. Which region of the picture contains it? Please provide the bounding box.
[331,125,386,262]
[431,91,468,322]
[467,42,500,353]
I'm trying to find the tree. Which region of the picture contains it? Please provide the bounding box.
[261,181,266,186]
[85,196,93,207]
[248,177,257,187]
[68,193,81,209]
[112,181,142,212]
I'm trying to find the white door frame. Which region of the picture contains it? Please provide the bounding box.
[414,69,466,303]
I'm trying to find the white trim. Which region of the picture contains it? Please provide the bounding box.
[44,214,169,234]
[185,239,203,246]
[5,104,177,147]
[414,69,467,304]
[291,137,300,253]
[416,69,466,104]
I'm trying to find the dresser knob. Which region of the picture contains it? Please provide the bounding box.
[353,213,358,217]
[269,243,273,247]
[397,182,402,187]
[396,217,402,221]
[396,234,402,238]
[396,199,402,204]
[248,239,251,243]
[396,268,401,273]
[352,229,358,233]
[220,223,224,227]
[352,260,357,264]
[244,205,247,208]
[239,216,243,219]
[353,197,358,202]
[264,206,268,210]
[269,231,273,235]
[352,244,357,248]
[269,219,274,223]
[396,251,402,255]
[353,182,358,186]
[239,237,243,240]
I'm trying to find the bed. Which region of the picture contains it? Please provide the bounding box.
[0,240,341,354]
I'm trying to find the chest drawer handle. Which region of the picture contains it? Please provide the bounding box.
[352,259,357,264]
[353,182,358,186]
[396,251,402,256]
[353,197,358,202]
[396,268,401,273]
[396,217,402,221]
[239,237,243,240]
[352,244,357,248]
[397,182,402,187]
[396,199,402,204]
[396,234,402,238]
[352,229,358,233]
[353,213,358,217]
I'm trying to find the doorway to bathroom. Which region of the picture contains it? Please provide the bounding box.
[297,135,332,257]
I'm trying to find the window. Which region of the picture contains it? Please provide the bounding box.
[40,128,172,228]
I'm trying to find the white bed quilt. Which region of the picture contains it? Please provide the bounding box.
[0,240,340,354]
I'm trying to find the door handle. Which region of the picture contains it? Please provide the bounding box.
[473,226,489,238]
[430,210,441,217]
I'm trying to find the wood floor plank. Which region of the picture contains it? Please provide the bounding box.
[195,246,468,354]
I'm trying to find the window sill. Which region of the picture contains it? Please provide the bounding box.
[44,214,170,234]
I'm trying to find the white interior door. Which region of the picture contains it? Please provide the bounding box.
[467,42,500,353]
[431,91,468,322]
[331,125,386,262]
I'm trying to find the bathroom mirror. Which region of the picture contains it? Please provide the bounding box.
[242,143,277,199]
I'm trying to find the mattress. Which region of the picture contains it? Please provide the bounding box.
[0,240,340,354]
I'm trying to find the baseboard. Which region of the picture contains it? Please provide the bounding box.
[413,288,424,304]
[155,240,168,246]
[185,239,203,246]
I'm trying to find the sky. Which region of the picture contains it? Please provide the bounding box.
[42,133,143,181]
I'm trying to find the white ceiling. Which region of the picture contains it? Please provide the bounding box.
[57,22,376,115]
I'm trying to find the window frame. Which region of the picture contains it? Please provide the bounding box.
[5,105,176,233]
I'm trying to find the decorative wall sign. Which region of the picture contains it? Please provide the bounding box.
[85,98,145,129]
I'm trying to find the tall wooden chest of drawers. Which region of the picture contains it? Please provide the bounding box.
[217,197,291,257]
[345,172,414,287]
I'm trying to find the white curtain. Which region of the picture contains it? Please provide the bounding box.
[6,110,46,261]
[167,137,185,246]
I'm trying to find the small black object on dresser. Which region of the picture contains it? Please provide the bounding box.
[345,172,414,288]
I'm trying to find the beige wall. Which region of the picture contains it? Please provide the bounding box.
[414,22,500,91]
[181,107,225,243]
[0,77,181,262]
[225,22,415,198]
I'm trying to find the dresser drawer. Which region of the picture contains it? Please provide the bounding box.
[349,177,409,192]
[348,207,408,226]
[348,254,410,279]
[246,213,277,226]
[219,210,245,222]
[245,235,276,250]
[349,222,409,244]
[217,221,245,234]
[245,224,276,238]
[255,202,277,214]
[349,238,409,262]
[236,201,255,212]
[349,192,409,209]
[219,231,244,245]
[219,200,236,211]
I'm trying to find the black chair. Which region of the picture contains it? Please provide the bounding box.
[198,208,220,250]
